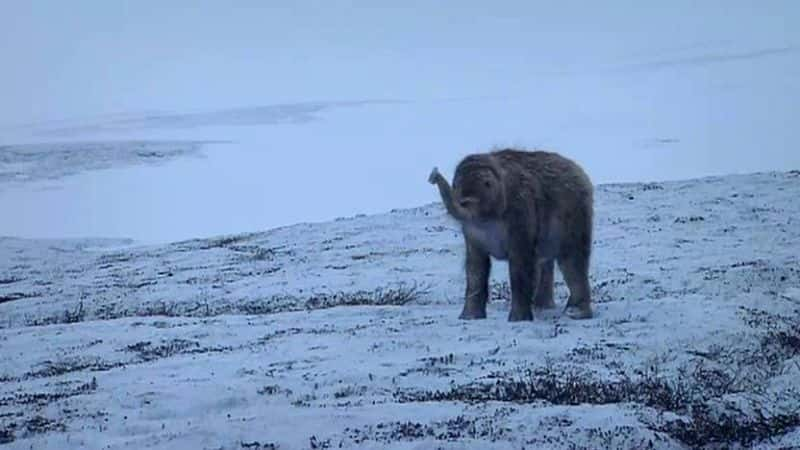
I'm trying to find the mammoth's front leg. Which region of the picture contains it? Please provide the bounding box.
[460,239,490,320]
[507,236,537,322]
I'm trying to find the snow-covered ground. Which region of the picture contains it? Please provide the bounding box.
[2,169,799,449]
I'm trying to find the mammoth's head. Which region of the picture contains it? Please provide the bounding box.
[452,156,506,220]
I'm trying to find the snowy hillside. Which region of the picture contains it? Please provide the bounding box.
[1,170,800,449]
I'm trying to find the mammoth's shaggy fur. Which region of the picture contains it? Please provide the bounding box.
[429,149,594,321]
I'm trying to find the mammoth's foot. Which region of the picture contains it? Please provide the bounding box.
[564,303,593,320]
[507,307,533,322]
[459,307,487,320]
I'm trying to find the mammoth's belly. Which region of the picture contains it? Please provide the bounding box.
[463,217,562,261]
[463,221,508,260]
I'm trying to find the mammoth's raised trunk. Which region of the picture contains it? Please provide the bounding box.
[429,167,471,221]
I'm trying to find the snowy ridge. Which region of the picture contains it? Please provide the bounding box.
[1,170,799,449]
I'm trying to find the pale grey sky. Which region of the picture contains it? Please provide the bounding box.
[2,0,797,125]
[1,1,799,242]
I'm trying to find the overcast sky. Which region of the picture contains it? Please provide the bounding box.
[2,0,796,125]
[1,1,799,242]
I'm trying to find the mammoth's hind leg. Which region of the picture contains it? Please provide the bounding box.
[460,239,491,320]
[557,249,593,320]
[533,259,556,310]
[507,243,536,322]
